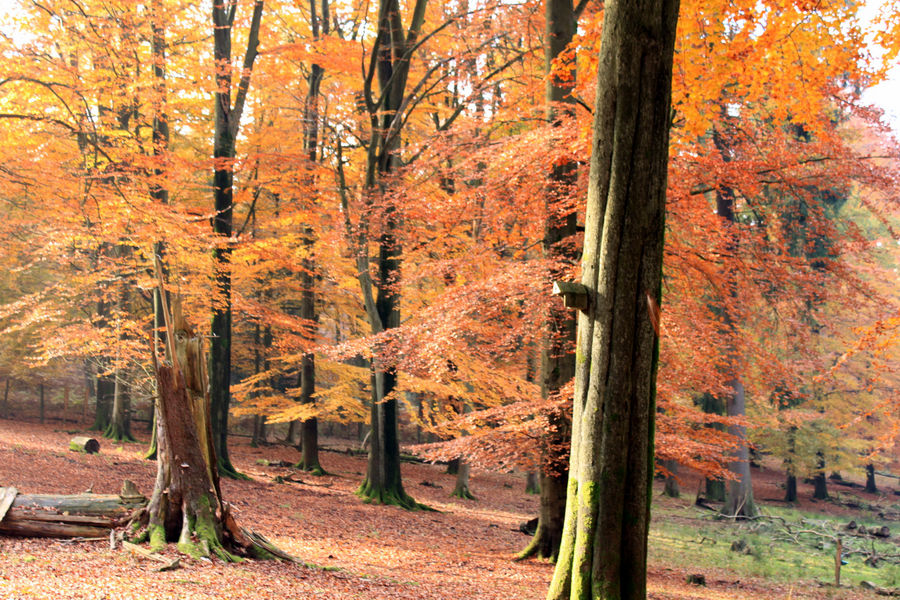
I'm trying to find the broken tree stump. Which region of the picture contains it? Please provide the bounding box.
[69,437,100,454]
[0,481,146,538]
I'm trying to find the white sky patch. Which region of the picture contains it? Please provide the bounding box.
[859,0,900,131]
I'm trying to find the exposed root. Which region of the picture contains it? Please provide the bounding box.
[356,481,433,511]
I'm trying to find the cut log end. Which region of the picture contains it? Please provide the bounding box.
[70,437,100,454]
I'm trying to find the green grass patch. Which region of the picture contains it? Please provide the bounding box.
[649,502,900,589]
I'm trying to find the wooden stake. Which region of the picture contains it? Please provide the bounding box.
[835,536,842,586]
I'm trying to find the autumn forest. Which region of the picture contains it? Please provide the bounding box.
[0,0,898,598]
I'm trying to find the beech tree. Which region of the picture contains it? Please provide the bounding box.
[210,0,265,478]
[547,0,679,598]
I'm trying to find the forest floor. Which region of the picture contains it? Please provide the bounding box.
[0,420,896,599]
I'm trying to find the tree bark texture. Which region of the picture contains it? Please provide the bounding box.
[785,474,797,502]
[353,0,428,510]
[547,1,678,597]
[451,460,475,500]
[662,459,680,498]
[0,487,146,538]
[520,0,581,565]
[519,469,566,562]
[865,464,877,494]
[210,0,263,479]
[712,124,758,519]
[137,297,282,561]
[813,452,829,500]
[723,379,756,516]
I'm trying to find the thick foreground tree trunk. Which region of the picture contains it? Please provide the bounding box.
[133,291,288,562]
[547,1,678,597]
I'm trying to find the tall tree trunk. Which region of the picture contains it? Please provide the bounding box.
[519,0,582,564]
[698,393,726,501]
[94,298,114,431]
[714,123,758,519]
[106,262,134,442]
[296,3,325,473]
[210,0,264,479]
[547,1,678,597]
[145,0,169,462]
[352,0,428,510]
[519,469,566,562]
[250,323,267,448]
[39,382,45,425]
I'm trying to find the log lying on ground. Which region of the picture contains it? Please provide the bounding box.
[69,437,100,454]
[0,481,146,538]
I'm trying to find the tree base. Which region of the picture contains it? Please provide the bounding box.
[295,462,326,476]
[356,481,432,511]
[450,486,476,500]
[516,531,558,563]
[217,458,250,481]
[103,424,136,443]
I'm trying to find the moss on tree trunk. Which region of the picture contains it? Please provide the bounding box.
[546,0,678,597]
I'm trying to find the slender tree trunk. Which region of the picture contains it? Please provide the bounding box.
[520,0,581,565]
[94,299,114,431]
[297,237,321,473]
[353,0,428,510]
[210,0,264,479]
[106,271,134,442]
[2,378,9,418]
[698,393,726,501]
[784,425,797,502]
[290,0,327,476]
[714,124,758,519]
[146,0,169,461]
[547,1,678,596]
[526,471,540,495]
[39,382,45,425]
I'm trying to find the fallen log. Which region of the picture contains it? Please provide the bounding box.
[69,437,100,454]
[0,481,146,538]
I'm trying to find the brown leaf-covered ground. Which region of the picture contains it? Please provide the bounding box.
[0,420,891,599]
